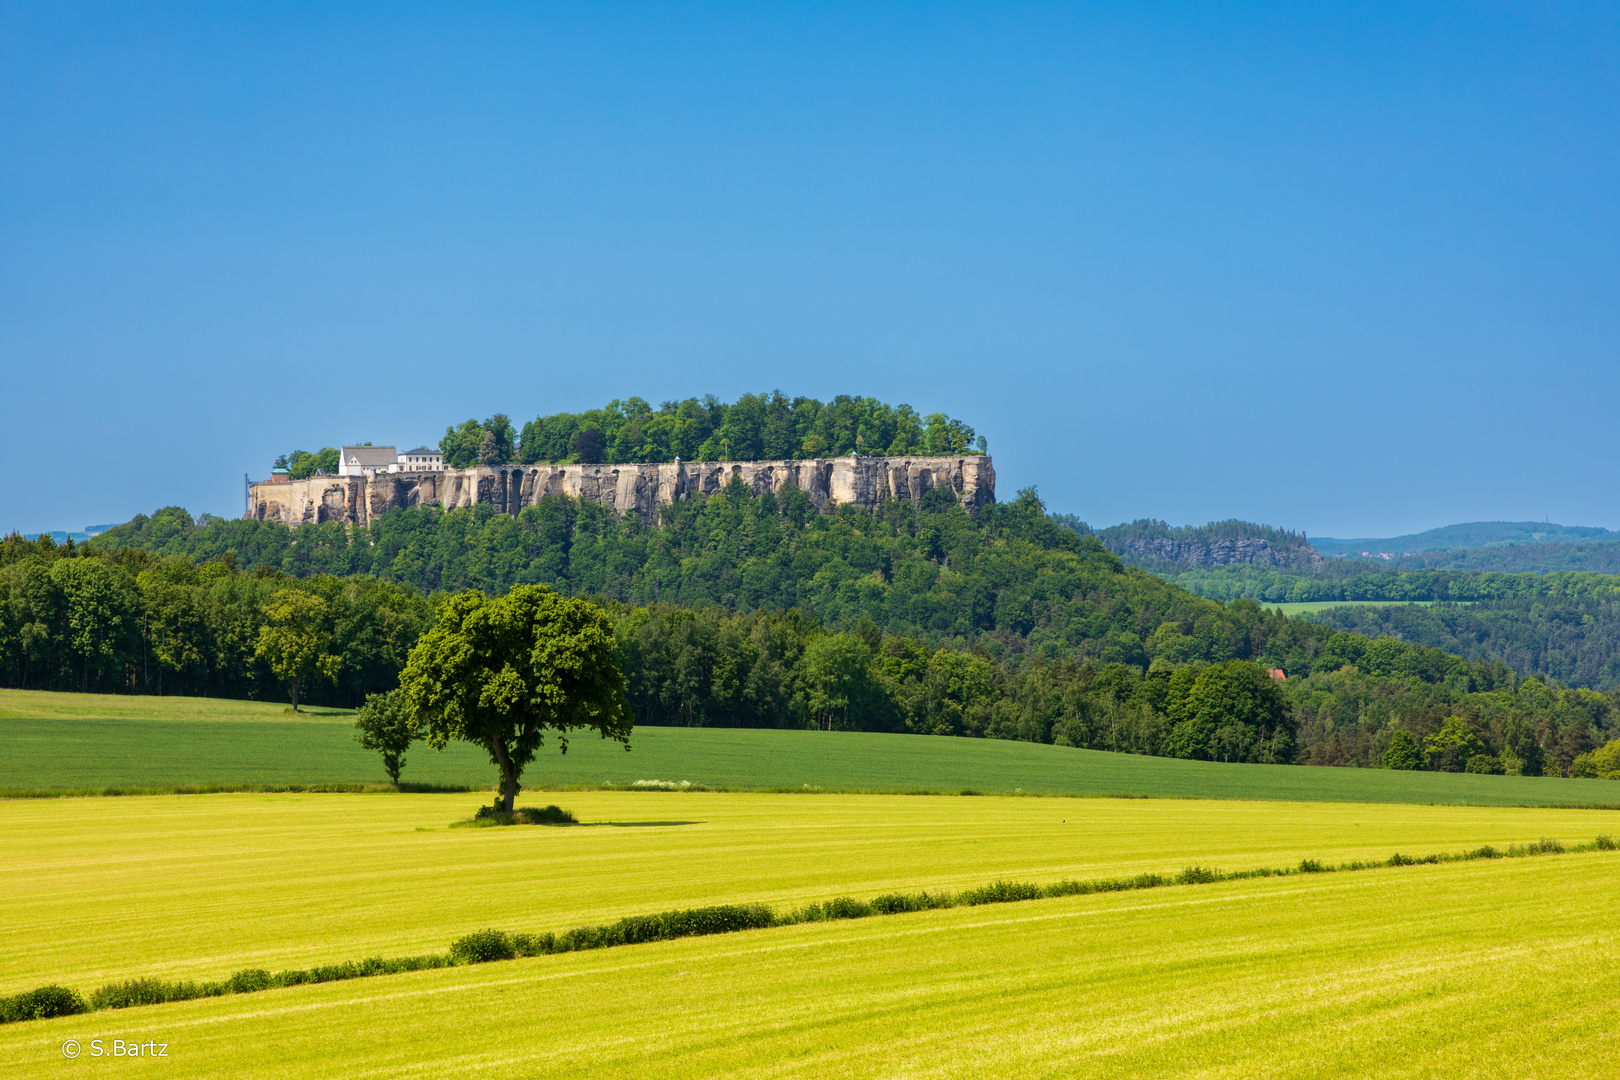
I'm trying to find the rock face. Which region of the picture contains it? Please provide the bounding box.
[247,455,996,528]
[1120,537,1324,569]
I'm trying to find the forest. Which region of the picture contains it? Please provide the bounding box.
[271,393,984,476]
[1145,560,1620,692]
[1306,599,1620,694]
[1163,563,1620,606]
[50,485,1620,776]
[1056,516,1323,572]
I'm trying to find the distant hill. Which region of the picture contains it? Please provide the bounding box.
[1054,516,1323,571]
[1312,521,1616,557]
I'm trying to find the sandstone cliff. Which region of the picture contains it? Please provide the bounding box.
[248,455,996,529]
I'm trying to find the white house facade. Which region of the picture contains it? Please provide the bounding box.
[337,445,399,477]
[395,447,444,472]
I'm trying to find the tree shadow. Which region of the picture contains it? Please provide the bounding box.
[589,821,703,828]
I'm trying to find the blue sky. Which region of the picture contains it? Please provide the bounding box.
[2,1,1616,539]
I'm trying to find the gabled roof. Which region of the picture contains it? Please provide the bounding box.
[341,445,398,467]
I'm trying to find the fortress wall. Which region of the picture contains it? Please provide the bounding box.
[246,454,995,528]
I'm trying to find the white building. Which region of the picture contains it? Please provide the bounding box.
[338,445,399,477]
[395,447,444,472]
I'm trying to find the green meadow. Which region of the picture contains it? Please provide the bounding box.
[4,689,1619,806]
[2,791,1618,1077]
[1269,599,1454,615]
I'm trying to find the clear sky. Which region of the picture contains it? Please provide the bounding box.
[2,2,1616,539]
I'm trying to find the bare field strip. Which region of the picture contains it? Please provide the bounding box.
[6,852,1618,1078]
[3,791,1618,996]
[0,689,354,724]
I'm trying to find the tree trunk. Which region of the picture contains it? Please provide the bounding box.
[289,676,300,713]
[490,739,518,812]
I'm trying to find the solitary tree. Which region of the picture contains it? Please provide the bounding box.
[354,689,415,785]
[400,585,631,812]
[255,590,339,711]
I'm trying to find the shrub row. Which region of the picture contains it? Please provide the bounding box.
[79,956,453,1012]
[0,985,86,1022]
[449,904,777,962]
[6,834,1615,1025]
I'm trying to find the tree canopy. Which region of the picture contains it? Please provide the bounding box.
[254,590,340,712]
[354,689,415,785]
[273,448,340,479]
[433,392,983,468]
[400,585,632,811]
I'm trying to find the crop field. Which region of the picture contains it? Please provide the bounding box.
[5,689,1620,806]
[0,689,355,724]
[1271,599,1457,615]
[2,791,1618,1077]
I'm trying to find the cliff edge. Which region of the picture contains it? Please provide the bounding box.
[247,454,996,528]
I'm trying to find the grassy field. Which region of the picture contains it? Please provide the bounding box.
[0,688,353,723]
[5,688,1620,805]
[3,791,1617,991]
[1271,599,1458,615]
[2,791,1618,1077]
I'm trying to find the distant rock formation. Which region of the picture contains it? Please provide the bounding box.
[1119,537,1324,570]
[247,455,996,528]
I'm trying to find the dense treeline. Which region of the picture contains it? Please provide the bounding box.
[428,393,985,470]
[1166,563,1620,606]
[1156,562,1620,691]
[0,534,430,707]
[1286,644,1616,775]
[607,602,1614,775]
[612,604,1298,762]
[98,487,1332,661]
[1310,520,1616,557]
[1321,540,1620,574]
[1397,540,1620,573]
[1057,516,1318,563]
[1307,599,1620,693]
[505,392,983,467]
[82,488,1620,773]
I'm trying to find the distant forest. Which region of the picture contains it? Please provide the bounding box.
[63,487,1620,776]
[1310,520,1617,557]
[1065,514,1620,579]
[1306,600,1620,694]
[1079,525,1620,692]
[1055,516,1321,572]
[272,393,984,476]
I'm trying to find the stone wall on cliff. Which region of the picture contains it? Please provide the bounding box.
[247,455,996,529]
